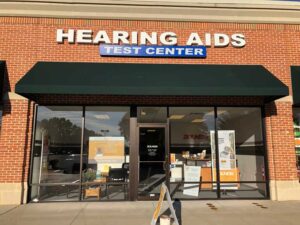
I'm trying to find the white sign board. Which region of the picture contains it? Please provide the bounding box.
[218,130,236,170]
[211,130,239,190]
[183,165,201,197]
[151,183,179,225]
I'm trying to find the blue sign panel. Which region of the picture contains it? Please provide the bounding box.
[99,44,206,58]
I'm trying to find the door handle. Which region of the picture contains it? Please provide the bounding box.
[163,161,169,171]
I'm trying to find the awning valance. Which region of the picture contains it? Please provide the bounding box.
[15,62,288,102]
[292,66,300,106]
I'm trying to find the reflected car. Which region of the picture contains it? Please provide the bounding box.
[48,146,87,174]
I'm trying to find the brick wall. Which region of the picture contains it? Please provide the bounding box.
[0,17,299,186]
[265,102,298,180]
[0,99,34,183]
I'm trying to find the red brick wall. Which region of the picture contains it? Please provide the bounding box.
[0,99,34,183]
[0,17,299,184]
[265,102,298,180]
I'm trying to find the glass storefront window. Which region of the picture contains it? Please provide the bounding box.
[216,107,266,198]
[169,107,217,199]
[293,108,300,181]
[137,107,167,123]
[82,107,130,200]
[30,106,83,202]
[138,126,167,199]
[29,105,267,201]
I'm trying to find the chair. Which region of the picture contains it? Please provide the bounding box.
[122,163,130,181]
[106,168,127,199]
[66,180,80,199]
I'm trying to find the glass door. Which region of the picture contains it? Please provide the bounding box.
[138,125,169,200]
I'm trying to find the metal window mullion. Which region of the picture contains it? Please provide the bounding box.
[214,107,221,198]
[166,117,170,189]
[28,103,38,201]
[261,106,270,198]
[79,106,85,201]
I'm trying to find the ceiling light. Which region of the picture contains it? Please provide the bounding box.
[206,110,228,116]
[169,115,185,120]
[206,111,214,116]
[192,119,205,123]
[217,110,228,115]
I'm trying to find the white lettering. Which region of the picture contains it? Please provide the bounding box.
[214,33,230,47]
[56,29,246,49]
[194,48,204,56]
[56,29,75,43]
[77,30,93,43]
[140,32,157,45]
[123,47,131,54]
[131,31,138,45]
[93,31,111,44]
[114,46,122,54]
[186,33,204,46]
[185,48,193,55]
[175,47,184,54]
[160,32,177,45]
[104,46,114,53]
[231,34,246,47]
[133,47,142,54]
[165,48,175,55]
[205,33,211,46]
[146,47,155,54]
[156,48,164,55]
[113,31,130,44]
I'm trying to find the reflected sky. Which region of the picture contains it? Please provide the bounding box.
[37,106,82,126]
[37,106,130,137]
[85,110,129,136]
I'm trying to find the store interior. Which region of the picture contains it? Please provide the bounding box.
[29,106,267,202]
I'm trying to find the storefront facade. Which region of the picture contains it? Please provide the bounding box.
[1,1,300,204]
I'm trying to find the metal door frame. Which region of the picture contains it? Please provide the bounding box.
[136,123,169,200]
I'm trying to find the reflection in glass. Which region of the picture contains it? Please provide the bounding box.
[138,127,166,199]
[293,108,300,180]
[37,184,80,201]
[83,107,130,201]
[169,107,216,199]
[217,107,266,198]
[30,106,83,202]
[29,105,268,201]
[170,183,217,199]
[138,162,166,199]
[139,127,165,161]
[219,183,266,199]
[137,107,167,123]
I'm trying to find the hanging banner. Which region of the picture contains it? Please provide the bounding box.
[218,130,236,170]
[210,130,239,190]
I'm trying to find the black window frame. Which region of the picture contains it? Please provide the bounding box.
[28,104,269,202]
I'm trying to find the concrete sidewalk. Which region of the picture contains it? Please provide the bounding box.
[0,200,300,225]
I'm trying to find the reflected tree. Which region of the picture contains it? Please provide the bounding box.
[118,111,130,142]
[40,117,97,144]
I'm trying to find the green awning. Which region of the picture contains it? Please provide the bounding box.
[292,66,300,106]
[16,62,288,102]
[0,61,5,104]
